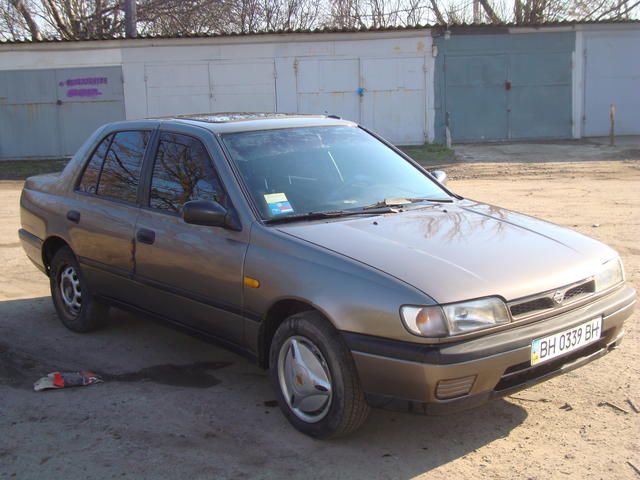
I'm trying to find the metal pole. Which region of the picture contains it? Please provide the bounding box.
[124,0,137,38]
[609,104,615,146]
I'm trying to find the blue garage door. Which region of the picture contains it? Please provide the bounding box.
[0,66,125,159]
[435,31,574,143]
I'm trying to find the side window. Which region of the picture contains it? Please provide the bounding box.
[78,134,112,194]
[149,133,225,213]
[97,131,150,203]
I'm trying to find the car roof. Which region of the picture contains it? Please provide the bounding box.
[155,112,358,134]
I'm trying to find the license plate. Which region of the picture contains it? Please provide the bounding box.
[531,317,602,366]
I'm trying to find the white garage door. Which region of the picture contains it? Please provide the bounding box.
[145,63,210,117]
[584,30,640,136]
[295,57,427,144]
[210,60,276,112]
[145,60,277,117]
[361,57,425,144]
[296,58,361,122]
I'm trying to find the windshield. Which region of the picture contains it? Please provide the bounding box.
[222,126,451,220]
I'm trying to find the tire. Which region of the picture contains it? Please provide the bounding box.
[49,246,109,333]
[269,311,370,439]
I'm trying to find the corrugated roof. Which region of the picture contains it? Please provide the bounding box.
[1,19,638,45]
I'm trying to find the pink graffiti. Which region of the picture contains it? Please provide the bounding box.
[67,88,103,98]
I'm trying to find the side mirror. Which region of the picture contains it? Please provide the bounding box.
[182,200,236,229]
[431,170,447,185]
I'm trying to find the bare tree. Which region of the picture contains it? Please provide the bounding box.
[478,0,502,22]
[1,0,639,42]
[6,0,40,39]
[428,0,445,23]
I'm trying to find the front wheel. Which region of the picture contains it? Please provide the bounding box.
[269,311,370,438]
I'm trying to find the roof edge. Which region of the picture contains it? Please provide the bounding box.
[1,19,638,46]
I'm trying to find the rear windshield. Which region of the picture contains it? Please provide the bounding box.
[222,126,450,219]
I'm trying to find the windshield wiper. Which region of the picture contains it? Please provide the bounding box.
[362,197,453,210]
[265,206,399,224]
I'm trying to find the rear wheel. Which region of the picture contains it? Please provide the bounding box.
[269,311,370,438]
[50,246,109,332]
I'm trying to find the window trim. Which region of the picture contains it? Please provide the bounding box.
[74,132,114,194]
[142,130,231,217]
[74,128,155,207]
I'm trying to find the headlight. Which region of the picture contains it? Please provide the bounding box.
[594,257,624,292]
[401,297,511,338]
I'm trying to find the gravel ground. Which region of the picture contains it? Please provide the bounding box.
[0,147,638,479]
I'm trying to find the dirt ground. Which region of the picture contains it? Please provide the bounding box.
[1,146,639,479]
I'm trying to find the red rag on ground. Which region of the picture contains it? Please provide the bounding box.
[52,372,65,388]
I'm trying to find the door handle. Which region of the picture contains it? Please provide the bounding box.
[136,228,156,245]
[66,210,80,223]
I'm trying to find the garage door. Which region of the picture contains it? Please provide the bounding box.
[444,55,509,142]
[295,58,361,122]
[145,63,211,117]
[583,30,640,136]
[295,57,427,144]
[145,61,277,117]
[0,66,125,159]
[210,60,276,112]
[361,57,425,144]
[435,32,574,143]
[443,52,571,142]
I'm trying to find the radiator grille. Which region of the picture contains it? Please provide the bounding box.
[510,297,555,317]
[508,279,596,319]
[564,280,596,301]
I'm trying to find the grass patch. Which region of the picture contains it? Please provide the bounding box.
[0,159,69,180]
[399,143,455,167]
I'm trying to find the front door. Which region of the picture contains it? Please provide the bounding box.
[133,130,247,344]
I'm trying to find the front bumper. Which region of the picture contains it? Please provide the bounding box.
[344,285,636,415]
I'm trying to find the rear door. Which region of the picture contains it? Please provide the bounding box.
[70,129,151,303]
[133,128,247,344]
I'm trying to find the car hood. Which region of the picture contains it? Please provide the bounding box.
[276,200,617,303]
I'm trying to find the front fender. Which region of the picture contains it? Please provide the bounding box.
[243,223,436,350]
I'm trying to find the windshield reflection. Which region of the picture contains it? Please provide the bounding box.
[222,126,451,220]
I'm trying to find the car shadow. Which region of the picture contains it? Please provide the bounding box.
[0,296,528,479]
